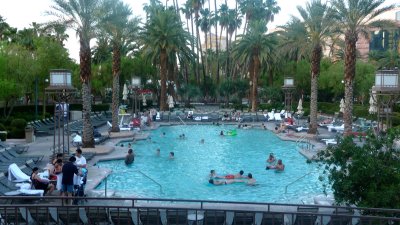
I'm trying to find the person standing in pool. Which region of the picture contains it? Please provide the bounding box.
[125,149,134,165]
[156,148,160,156]
[267,159,285,171]
[220,131,224,136]
[169,152,174,159]
[267,153,276,163]
[245,173,256,185]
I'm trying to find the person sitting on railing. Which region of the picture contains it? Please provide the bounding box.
[31,167,55,195]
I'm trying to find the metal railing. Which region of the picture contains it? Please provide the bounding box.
[0,196,399,225]
[285,171,316,194]
[177,116,187,125]
[136,170,164,194]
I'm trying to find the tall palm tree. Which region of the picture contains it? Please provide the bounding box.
[232,20,277,112]
[294,0,334,134]
[198,8,214,77]
[331,0,395,135]
[190,0,206,84]
[48,0,102,147]
[141,8,192,111]
[100,0,139,133]
[226,9,242,76]
[214,0,220,83]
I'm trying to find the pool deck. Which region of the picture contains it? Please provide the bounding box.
[4,119,329,198]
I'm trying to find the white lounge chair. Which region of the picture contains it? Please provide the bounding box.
[274,113,282,121]
[267,111,275,121]
[156,112,161,120]
[327,124,344,132]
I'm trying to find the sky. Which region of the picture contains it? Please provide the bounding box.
[0,0,398,61]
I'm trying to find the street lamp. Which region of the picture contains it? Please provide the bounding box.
[371,68,400,132]
[45,69,76,157]
[282,77,295,113]
[131,77,141,116]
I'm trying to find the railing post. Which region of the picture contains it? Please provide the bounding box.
[105,176,107,197]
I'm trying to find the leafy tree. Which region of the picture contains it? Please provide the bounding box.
[331,0,396,136]
[0,79,20,120]
[48,0,103,147]
[318,128,400,209]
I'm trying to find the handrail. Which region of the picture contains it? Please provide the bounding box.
[177,116,187,125]
[285,171,315,194]
[136,170,164,194]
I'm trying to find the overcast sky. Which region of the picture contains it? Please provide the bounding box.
[0,0,398,61]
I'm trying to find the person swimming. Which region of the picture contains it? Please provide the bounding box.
[209,179,241,186]
[220,131,224,136]
[267,159,285,171]
[267,153,276,163]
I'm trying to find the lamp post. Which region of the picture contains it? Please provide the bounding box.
[131,77,141,116]
[371,68,400,132]
[282,77,295,113]
[45,69,76,157]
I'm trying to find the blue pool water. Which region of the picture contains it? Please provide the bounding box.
[96,125,330,203]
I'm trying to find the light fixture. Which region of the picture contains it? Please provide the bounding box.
[48,69,73,89]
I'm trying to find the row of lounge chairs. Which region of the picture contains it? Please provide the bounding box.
[0,205,363,225]
[68,112,111,134]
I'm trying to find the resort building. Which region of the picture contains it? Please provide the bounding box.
[201,33,227,51]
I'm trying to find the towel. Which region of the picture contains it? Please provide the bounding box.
[8,163,30,182]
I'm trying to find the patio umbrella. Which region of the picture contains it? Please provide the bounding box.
[339,98,345,113]
[142,94,147,106]
[368,95,377,114]
[168,95,174,109]
[122,84,128,101]
[296,98,304,115]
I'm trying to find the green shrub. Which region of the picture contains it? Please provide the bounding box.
[0,132,6,141]
[11,119,27,129]
[0,123,6,131]
[9,127,25,138]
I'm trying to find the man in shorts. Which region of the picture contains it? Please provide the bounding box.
[75,148,87,168]
[62,156,80,204]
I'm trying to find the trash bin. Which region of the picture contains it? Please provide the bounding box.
[25,126,35,143]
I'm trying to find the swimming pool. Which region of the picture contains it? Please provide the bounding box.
[96,125,330,203]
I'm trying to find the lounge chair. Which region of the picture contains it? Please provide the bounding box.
[203,210,226,225]
[293,206,319,225]
[29,207,59,224]
[0,207,33,224]
[86,207,111,224]
[232,212,255,225]
[139,208,163,225]
[274,113,283,121]
[110,208,135,225]
[167,209,188,225]
[261,212,285,225]
[57,207,87,224]
[327,208,353,225]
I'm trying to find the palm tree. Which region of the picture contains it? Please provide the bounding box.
[331,0,395,135]
[141,8,192,111]
[190,0,206,84]
[100,0,139,133]
[232,20,277,112]
[292,0,334,134]
[48,0,102,147]
[214,0,220,83]
[198,8,214,77]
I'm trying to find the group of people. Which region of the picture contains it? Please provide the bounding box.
[30,148,87,203]
[266,153,285,171]
[208,170,256,186]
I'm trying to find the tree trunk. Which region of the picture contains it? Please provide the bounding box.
[204,32,208,77]
[225,28,229,77]
[308,44,322,134]
[195,13,206,88]
[343,32,357,136]
[160,49,168,111]
[234,0,238,40]
[111,42,121,133]
[80,36,94,148]
[214,0,220,84]
[251,55,260,112]
[191,14,200,84]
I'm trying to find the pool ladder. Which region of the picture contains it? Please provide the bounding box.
[177,116,187,125]
[136,170,164,194]
[285,171,315,194]
[296,135,313,150]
